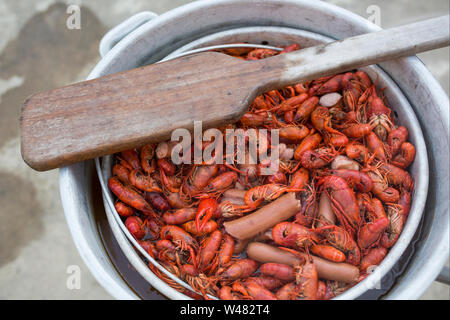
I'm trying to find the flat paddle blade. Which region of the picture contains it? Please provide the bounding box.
[21,52,272,171]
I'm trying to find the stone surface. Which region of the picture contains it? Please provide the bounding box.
[0,0,448,300]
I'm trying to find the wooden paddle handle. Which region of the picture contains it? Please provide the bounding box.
[267,15,450,87]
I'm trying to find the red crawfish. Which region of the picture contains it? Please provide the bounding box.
[210,233,235,275]
[160,225,199,267]
[166,191,190,209]
[342,123,373,139]
[240,112,270,127]
[120,149,142,171]
[214,201,253,219]
[314,73,346,95]
[242,279,277,300]
[157,158,177,176]
[163,207,196,225]
[219,259,259,281]
[308,75,334,95]
[387,126,408,156]
[155,239,178,264]
[129,169,163,193]
[219,286,245,300]
[145,192,170,212]
[266,171,288,185]
[244,183,301,208]
[114,201,135,217]
[360,246,388,273]
[379,163,414,192]
[281,43,300,53]
[293,96,319,122]
[355,71,373,89]
[289,167,309,189]
[139,240,158,258]
[366,131,387,162]
[315,225,361,266]
[278,125,310,143]
[316,281,328,300]
[230,281,253,300]
[295,185,318,227]
[345,142,370,163]
[112,163,130,184]
[358,217,390,250]
[322,280,352,300]
[310,106,349,147]
[272,221,320,249]
[260,263,296,282]
[125,216,146,240]
[195,198,218,232]
[275,260,319,300]
[381,204,406,248]
[149,261,205,300]
[198,230,222,272]
[182,220,218,236]
[357,197,389,249]
[246,276,283,291]
[293,261,319,300]
[251,95,272,110]
[294,82,310,95]
[299,147,337,170]
[294,132,323,160]
[317,175,361,234]
[311,244,346,263]
[367,170,400,203]
[144,216,163,240]
[160,170,182,193]
[341,72,363,112]
[188,164,219,191]
[220,280,278,300]
[366,85,394,141]
[271,93,309,114]
[180,264,218,299]
[276,282,297,300]
[391,142,416,169]
[140,144,157,174]
[108,177,154,215]
[203,171,238,194]
[328,169,373,193]
[246,48,278,60]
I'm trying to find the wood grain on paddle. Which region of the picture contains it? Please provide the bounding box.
[21,52,284,171]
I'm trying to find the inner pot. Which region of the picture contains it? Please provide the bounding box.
[97,26,428,300]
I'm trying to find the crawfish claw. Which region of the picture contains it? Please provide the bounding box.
[195,198,218,232]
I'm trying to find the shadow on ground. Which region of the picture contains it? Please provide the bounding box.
[0,3,106,150]
[0,3,106,268]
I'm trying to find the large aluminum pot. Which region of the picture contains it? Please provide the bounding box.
[97,28,429,300]
[59,0,449,300]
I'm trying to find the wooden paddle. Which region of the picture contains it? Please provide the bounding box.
[21,15,449,171]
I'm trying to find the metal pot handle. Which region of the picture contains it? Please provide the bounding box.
[99,11,158,58]
[436,266,450,285]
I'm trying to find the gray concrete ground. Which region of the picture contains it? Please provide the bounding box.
[0,0,448,299]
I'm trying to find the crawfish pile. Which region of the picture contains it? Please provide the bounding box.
[107,44,415,300]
